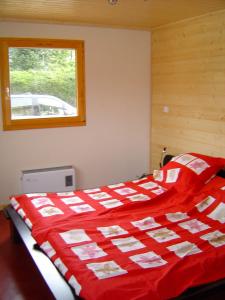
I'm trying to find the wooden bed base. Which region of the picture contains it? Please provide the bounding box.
[5,205,225,300]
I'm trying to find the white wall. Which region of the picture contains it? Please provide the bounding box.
[0,22,151,205]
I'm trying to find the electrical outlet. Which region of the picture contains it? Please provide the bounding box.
[163,106,169,113]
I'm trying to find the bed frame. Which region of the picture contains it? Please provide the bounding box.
[4,156,225,300]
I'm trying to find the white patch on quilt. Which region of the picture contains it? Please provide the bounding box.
[31,197,54,208]
[171,154,182,162]
[166,212,189,223]
[171,154,183,162]
[61,196,84,205]
[18,208,26,218]
[130,251,167,269]
[153,170,164,182]
[98,225,128,238]
[131,217,161,230]
[38,206,63,217]
[139,182,158,190]
[83,188,101,193]
[10,197,20,210]
[166,168,180,183]
[89,192,111,200]
[68,276,82,296]
[128,194,151,202]
[167,241,201,258]
[221,186,225,191]
[132,177,147,183]
[114,188,136,195]
[57,192,75,197]
[207,203,225,224]
[70,204,95,214]
[201,230,225,248]
[178,219,210,234]
[87,261,127,279]
[186,158,210,175]
[196,196,216,212]
[174,154,196,165]
[60,229,91,244]
[40,241,56,258]
[25,218,33,229]
[151,187,167,195]
[99,199,123,208]
[26,193,47,198]
[108,183,125,189]
[72,242,107,260]
[54,258,68,276]
[147,227,180,243]
[111,236,145,252]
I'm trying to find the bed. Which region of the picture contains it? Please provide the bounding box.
[5,152,225,300]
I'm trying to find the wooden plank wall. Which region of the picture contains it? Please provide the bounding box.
[151,9,225,171]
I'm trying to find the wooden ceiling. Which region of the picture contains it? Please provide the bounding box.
[1,0,225,30]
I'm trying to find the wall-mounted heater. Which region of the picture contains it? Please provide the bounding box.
[21,166,76,193]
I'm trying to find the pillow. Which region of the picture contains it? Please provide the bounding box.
[153,153,225,192]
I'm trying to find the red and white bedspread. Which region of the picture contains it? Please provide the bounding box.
[10,152,225,300]
[10,173,225,300]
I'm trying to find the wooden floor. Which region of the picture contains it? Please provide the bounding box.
[0,210,54,300]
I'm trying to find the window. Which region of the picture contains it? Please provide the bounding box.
[0,38,86,130]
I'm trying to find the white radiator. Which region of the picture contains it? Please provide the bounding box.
[21,166,76,193]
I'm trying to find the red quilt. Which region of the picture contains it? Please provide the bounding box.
[11,174,225,300]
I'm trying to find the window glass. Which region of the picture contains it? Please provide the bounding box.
[0,38,85,130]
[9,47,77,119]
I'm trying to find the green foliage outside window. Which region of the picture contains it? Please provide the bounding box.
[9,48,76,105]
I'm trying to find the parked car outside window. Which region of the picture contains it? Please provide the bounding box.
[11,94,77,119]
